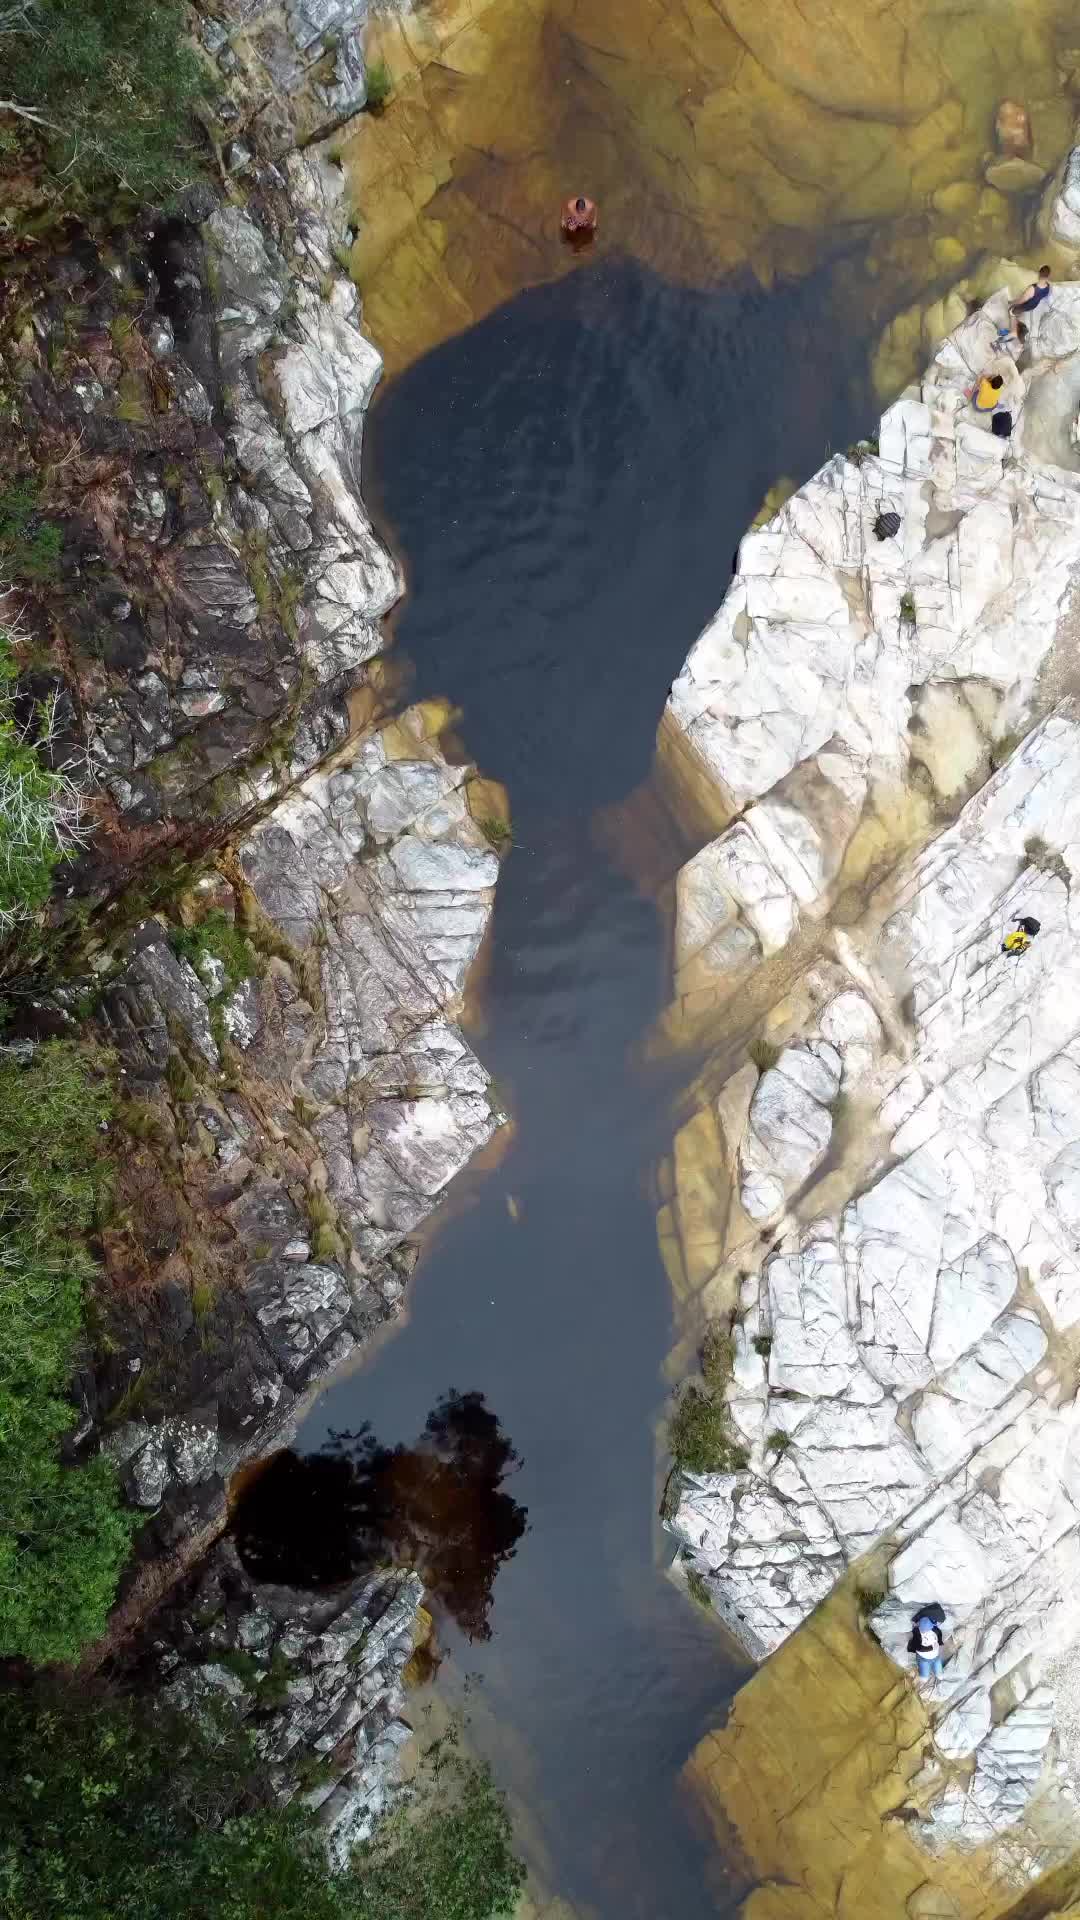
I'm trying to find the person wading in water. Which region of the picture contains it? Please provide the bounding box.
[562,195,598,242]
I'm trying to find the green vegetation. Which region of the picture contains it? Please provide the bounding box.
[700,1320,733,1388]
[0,479,61,583]
[169,907,257,1051]
[0,1040,133,1664]
[846,436,879,467]
[766,1428,792,1456]
[169,907,255,998]
[668,1319,748,1473]
[990,726,1025,771]
[364,59,393,111]
[3,0,210,197]
[899,589,917,626]
[668,1383,748,1476]
[684,1562,713,1611]
[0,1687,525,1920]
[752,1333,772,1358]
[0,630,86,935]
[1024,834,1071,886]
[748,1036,780,1073]
[305,1188,348,1266]
[855,1582,887,1621]
[477,815,512,851]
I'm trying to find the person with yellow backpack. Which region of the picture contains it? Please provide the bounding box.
[1002,915,1041,956]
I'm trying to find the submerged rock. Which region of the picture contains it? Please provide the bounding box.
[343,0,1073,371]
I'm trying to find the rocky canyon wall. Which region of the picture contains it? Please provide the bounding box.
[656,157,1080,1901]
[1,0,507,1832]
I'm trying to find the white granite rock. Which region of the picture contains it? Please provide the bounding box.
[890,1515,993,1612]
[666,285,1080,986]
[935,1687,993,1759]
[767,1232,859,1397]
[740,1042,840,1219]
[1040,147,1080,253]
[927,1237,1018,1370]
[663,282,1080,1851]
[964,1688,1056,1834]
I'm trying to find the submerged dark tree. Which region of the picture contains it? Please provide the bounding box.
[234,1391,527,1641]
[369,1389,528,1642]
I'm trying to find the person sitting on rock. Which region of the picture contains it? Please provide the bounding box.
[971,349,1024,420]
[1002,915,1041,956]
[974,371,1006,412]
[562,195,598,239]
[1010,265,1052,319]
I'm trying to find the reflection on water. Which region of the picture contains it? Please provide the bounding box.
[236,1393,528,1644]
[284,255,877,1916]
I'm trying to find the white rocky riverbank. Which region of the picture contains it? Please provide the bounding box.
[662,172,1080,1856]
[39,11,504,1840]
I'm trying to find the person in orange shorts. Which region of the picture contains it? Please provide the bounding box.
[561,195,597,239]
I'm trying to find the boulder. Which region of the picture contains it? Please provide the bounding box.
[740,1042,840,1219]
[984,157,1046,196]
[935,1687,992,1759]
[1040,146,1080,252]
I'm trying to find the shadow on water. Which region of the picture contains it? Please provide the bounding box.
[248,253,876,1915]
[236,1393,528,1644]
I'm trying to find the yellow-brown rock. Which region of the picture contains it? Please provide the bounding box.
[718,0,944,123]
[686,1585,1051,1920]
[341,0,1073,373]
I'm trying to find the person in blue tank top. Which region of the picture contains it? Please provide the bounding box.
[1011,266,1052,318]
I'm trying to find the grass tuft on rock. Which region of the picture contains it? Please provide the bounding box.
[855,1582,887,1621]
[0,479,62,582]
[169,907,255,997]
[669,1319,747,1474]
[668,1383,747,1476]
[0,629,87,936]
[364,58,392,110]
[478,815,512,851]
[700,1321,734,1388]
[684,1561,713,1610]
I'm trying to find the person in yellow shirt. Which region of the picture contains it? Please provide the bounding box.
[974,372,1005,411]
[1002,915,1041,955]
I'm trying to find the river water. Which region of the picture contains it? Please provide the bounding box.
[263,254,879,1916]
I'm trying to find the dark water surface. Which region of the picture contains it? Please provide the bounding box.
[286,255,873,1916]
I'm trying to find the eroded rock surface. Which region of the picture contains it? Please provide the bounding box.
[93,704,500,1523]
[151,1544,424,1868]
[663,276,1080,1014]
[2,9,507,1841]
[661,269,1080,1857]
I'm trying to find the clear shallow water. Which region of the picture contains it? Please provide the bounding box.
[269,254,876,1915]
